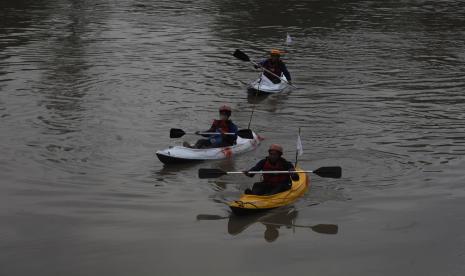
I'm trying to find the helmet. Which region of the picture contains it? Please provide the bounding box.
[270,49,281,56]
[268,144,283,154]
[219,105,232,116]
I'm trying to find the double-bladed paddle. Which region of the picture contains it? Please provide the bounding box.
[198,166,342,179]
[233,49,297,89]
[170,128,254,139]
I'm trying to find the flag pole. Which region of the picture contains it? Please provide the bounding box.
[295,127,301,166]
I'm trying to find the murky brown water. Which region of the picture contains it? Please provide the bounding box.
[1,0,465,275]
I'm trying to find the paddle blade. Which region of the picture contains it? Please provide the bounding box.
[233,49,250,62]
[196,214,228,221]
[237,129,253,139]
[170,128,186,138]
[313,166,342,178]
[198,168,227,179]
[310,224,339,235]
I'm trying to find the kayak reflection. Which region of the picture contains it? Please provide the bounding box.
[247,91,269,105]
[155,162,199,177]
[197,207,338,242]
[228,208,298,242]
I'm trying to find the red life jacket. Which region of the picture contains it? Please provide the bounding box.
[262,159,290,186]
[212,119,230,133]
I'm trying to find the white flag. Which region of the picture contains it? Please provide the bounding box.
[296,133,303,156]
[286,33,293,45]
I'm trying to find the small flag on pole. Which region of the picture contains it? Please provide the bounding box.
[286,33,293,45]
[296,132,303,156]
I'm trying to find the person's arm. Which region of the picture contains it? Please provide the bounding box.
[284,160,299,181]
[254,59,267,69]
[243,159,266,177]
[280,62,291,82]
[228,122,238,140]
[218,121,237,145]
[230,122,238,134]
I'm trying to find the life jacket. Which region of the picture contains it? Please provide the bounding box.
[262,158,290,186]
[209,120,231,146]
[212,119,230,133]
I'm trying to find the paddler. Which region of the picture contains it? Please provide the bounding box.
[243,144,299,195]
[255,49,292,84]
[184,105,239,149]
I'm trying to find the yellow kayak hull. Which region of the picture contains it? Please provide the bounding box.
[229,167,310,216]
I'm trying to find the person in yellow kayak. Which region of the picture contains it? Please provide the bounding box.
[243,144,299,195]
[184,105,239,149]
[256,49,292,84]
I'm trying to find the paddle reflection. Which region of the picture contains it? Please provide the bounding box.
[229,209,339,242]
[197,207,339,242]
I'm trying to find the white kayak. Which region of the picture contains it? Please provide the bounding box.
[248,73,289,94]
[156,131,261,164]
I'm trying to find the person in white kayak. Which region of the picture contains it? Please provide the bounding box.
[255,49,292,84]
[184,105,239,149]
[242,144,299,195]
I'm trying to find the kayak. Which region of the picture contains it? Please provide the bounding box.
[247,73,289,94]
[156,131,261,164]
[229,167,310,216]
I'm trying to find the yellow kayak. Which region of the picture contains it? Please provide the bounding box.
[229,167,310,216]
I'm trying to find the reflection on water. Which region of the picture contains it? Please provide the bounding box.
[155,162,200,177]
[247,91,269,105]
[228,208,299,242]
[198,207,338,242]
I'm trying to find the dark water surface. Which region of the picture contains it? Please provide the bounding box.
[1,0,465,275]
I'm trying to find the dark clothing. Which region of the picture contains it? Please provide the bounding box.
[259,59,291,84]
[244,157,299,195]
[248,181,291,196]
[194,119,238,148]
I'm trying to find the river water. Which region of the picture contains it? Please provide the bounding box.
[1,0,465,275]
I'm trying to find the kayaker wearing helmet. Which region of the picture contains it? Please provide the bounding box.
[256,49,292,84]
[243,144,299,195]
[184,105,239,149]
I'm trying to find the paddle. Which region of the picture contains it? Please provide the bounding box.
[233,49,297,89]
[198,166,342,179]
[170,128,254,139]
